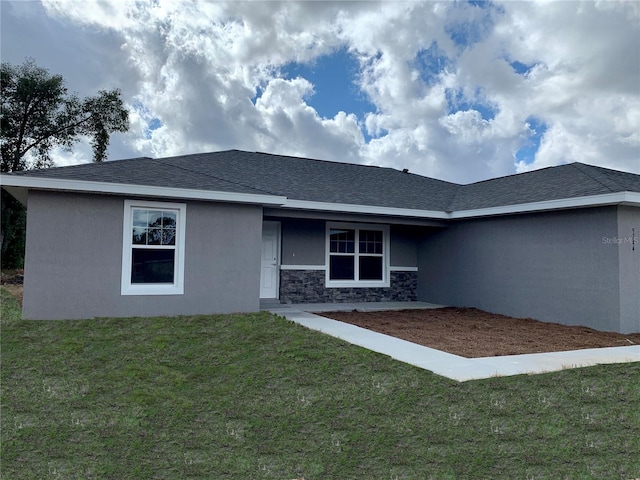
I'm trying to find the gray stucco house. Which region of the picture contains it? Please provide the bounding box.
[2,150,639,333]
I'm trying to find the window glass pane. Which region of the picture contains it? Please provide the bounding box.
[359,230,383,254]
[329,229,354,253]
[344,240,354,253]
[132,209,148,227]
[359,256,383,280]
[132,227,147,245]
[132,209,178,246]
[147,228,162,245]
[329,255,354,280]
[131,249,175,284]
[162,211,177,227]
[162,227,176,246]
[147,210,163,228]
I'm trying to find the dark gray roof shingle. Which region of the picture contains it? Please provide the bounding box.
[448,163,640,211]
[11,155,270,196]
[159,151,459,210]
[8,150,639,212]
[13,150,460,211]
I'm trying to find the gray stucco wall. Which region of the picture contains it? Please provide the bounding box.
[280,219,325,265]
[617,206,640,333]
[22,191,262,319]
[390,226,420,267]
[417,207,629,332]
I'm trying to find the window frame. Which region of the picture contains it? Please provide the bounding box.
[325,222,390,288]
[121,200,187,296]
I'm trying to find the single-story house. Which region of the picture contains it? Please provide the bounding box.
[2,150,639,333]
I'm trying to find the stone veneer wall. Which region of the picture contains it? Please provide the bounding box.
[279,270,417,303]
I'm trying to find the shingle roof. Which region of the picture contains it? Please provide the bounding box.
[449,163,640,211]
[10,154,270,196]
[11,150,460,211]
[7,150,640,212]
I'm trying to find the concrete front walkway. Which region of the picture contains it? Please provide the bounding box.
[264,302,640,382]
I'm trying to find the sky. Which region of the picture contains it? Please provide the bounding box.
[1,0,639,183]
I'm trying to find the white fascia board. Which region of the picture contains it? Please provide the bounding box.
[450,192,640,219]
[0,175,286,206]
[620,191,640,205]
[281,199,450,219]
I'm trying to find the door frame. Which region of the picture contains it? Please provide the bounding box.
[260,220,281,299]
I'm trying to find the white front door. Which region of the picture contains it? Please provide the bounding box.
[260,221,280,299]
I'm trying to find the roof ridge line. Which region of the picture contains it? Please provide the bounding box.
[255,150,381,169]
[444,184,463,212]
[255,150,461,185]
[154,157,280,197]
[570,163,622,193]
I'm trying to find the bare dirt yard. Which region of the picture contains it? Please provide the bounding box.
[322,308,640,358]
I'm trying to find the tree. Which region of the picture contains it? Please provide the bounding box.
[1,59,130,268]
[1,59,129,172]
[0,190,26,269]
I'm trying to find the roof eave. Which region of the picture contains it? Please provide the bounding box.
[450,192,640,219]
[0,175,287,206]
[280,199,450,220]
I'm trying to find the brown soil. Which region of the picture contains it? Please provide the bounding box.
[322,308,640,358]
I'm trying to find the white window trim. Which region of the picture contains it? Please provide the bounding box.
[121,199,186,295]
[325,222,390,288]
[390,266,418,272]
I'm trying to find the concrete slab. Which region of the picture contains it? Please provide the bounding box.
[269,307,640,382]
[475,346,640,377]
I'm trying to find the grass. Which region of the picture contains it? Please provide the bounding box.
[1,288,639,479]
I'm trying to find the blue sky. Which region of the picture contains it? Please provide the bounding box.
[517,117,548,165]
[282,49,376,126]
[1,0,638,183]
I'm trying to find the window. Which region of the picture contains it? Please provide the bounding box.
[121,200,186,295]
[326,222,389,287]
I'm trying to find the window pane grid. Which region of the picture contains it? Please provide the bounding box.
[329,229,355,253]
[328,226,385,282]
[132,208,177,246]
[129,207,178,286]
[123,200,186,295]
[359,230,383,254]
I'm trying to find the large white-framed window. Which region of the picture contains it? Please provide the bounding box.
[325,222,390,287]
[121,200,186,295]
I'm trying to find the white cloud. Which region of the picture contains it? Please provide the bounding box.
[254,77,364,162]
[4,0,637,183]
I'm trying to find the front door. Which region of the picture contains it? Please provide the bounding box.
[260,221,280,299]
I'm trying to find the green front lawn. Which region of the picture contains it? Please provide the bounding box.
[1,288,638,479]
